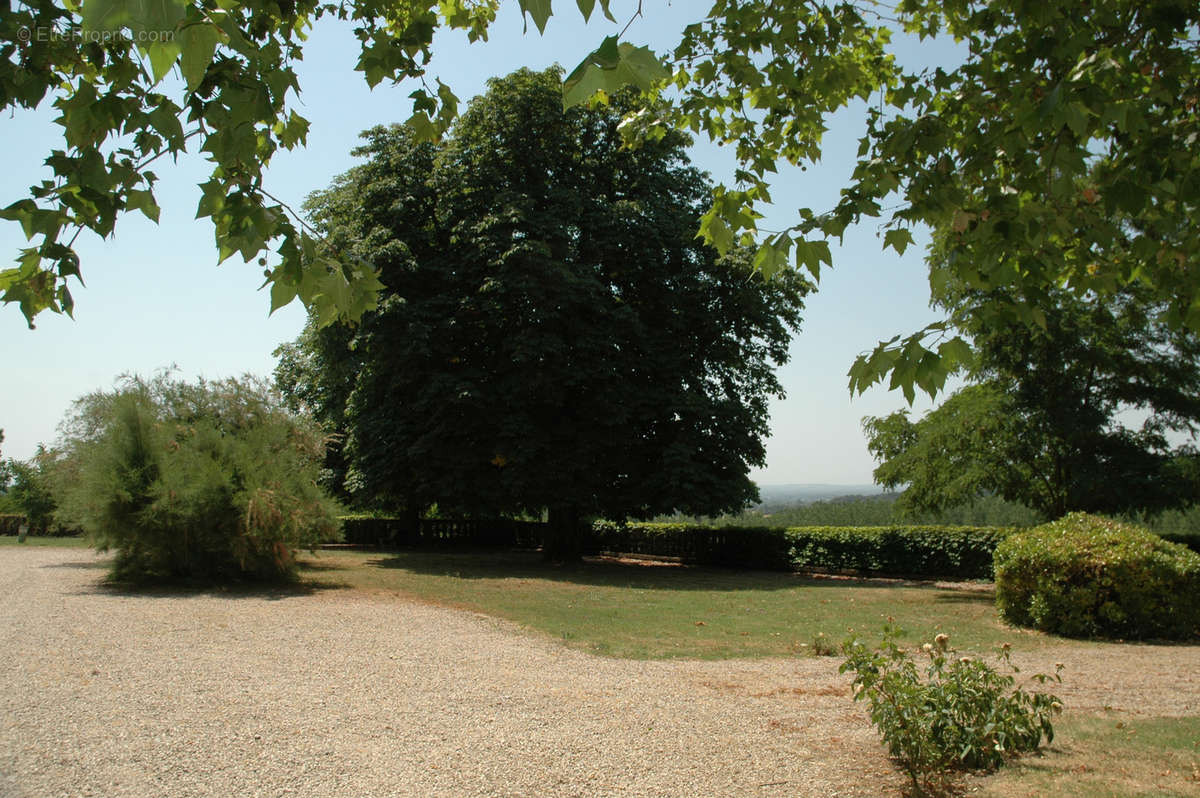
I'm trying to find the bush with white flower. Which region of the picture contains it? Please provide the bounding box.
[840,624,1062,795]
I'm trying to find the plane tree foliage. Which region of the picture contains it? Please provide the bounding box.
[274,68,808,560]
[3,0,1197,400]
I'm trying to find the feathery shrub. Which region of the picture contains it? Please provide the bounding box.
[55,374,341,583]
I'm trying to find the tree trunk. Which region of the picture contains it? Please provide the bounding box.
[395,501,421,547]
[543,505,584,563]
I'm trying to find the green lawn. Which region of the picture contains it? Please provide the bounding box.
[298,547,1060,659]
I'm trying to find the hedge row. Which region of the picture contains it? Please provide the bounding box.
[591,522,1017,579]
[0,514,82,537]
[332,516,1195,581]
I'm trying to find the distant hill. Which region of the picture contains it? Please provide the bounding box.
[754,483,884,508]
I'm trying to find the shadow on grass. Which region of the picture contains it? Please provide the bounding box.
[362,547,995,598]
[931,590,995,606]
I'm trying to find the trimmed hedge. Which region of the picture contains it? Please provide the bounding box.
[994,513,1200,640]
[590,522,1014,579]
[787,525,1014,578]
[344,517,1012,579]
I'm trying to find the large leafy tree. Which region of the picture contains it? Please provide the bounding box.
[864,288,1200,520]
[4,1,1196,402]
[276,67,807,559]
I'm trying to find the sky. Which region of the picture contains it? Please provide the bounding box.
[0,1,967,485]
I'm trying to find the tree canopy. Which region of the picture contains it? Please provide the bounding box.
[864,288,1200,520]
[275,67,807,558]
[3,0,1198,399]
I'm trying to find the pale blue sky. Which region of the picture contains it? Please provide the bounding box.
[1,1,965,484]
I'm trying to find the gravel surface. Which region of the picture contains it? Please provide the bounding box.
[1,547,1197,798]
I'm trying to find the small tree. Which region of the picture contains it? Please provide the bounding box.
[55,374,341,583]
[4,447,59,534]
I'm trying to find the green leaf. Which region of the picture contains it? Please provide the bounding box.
[937,336,974,371]
[519,0,553,34]
[124,189,160,223]
[563,38,669,108]
[269,274,298,314]
[562,64,608,109]
[753,235,791,279]
[81,0,132,31]
[0,267,22,293]
[575,0,594,22]
[1037,84,1062,119]
[135,0,186,34]
[179,22,221,91]
[0,200,38,239]
[1063,102,1089,139]
[884,228,915,256]
[276,110,311,149]
[405,111,438,142]
[794,238,832,282]
[698,209,733,254]
[146,40,183,84]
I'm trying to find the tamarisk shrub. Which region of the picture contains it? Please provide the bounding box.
[55,373,341,583]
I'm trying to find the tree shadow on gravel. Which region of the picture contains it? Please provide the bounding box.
[41,559,108,570]
[53,558,349,601]
[71,579,345,601]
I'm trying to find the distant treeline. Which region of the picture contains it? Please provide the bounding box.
[661,493,1200,536]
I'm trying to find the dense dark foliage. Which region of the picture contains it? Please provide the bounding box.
[276,68,807,560]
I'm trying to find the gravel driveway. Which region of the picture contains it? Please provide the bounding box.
[2,547,1197,798]
[0,547,897,797]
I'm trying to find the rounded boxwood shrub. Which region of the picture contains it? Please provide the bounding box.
[994,512,1200,639]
